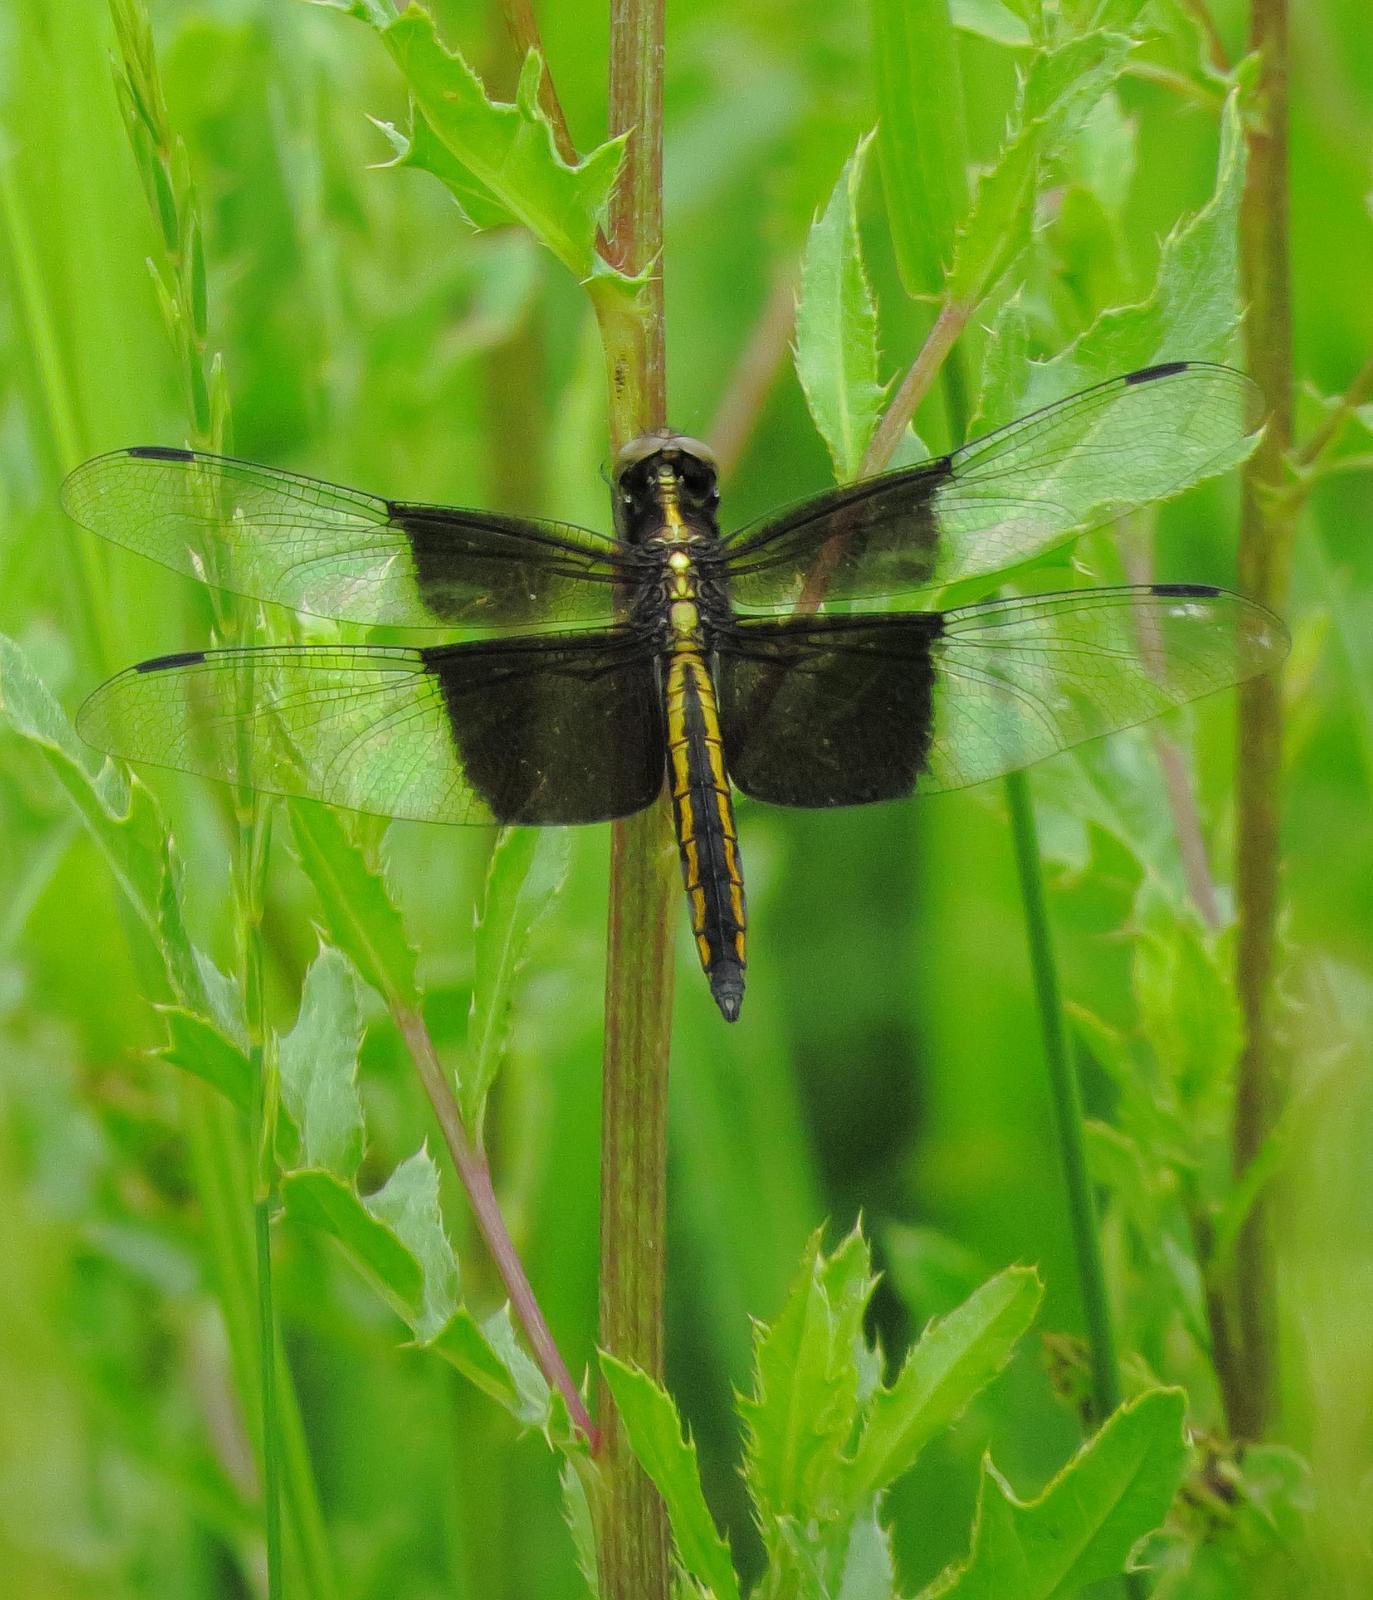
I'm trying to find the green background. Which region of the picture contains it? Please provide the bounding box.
[1,1,1370,1596]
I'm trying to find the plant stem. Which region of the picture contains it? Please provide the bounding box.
[861,300,971,475]
[1005,771,1122,1425]
[593,1,674,1596]
[394,1005,597,1442]
[1233,0,1293,1442]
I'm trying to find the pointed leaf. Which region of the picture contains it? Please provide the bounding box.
[367,1145,459,1339]
[846,1266,1043,1504]
[0,634,194,1005]
[946,33,1133,304]
[277,945,366,1176]
[920,1389,1189,1598]
[287,800,418,1007]
[464,826,570,1135]
[426,1302,552,1428]
[795,133,885,482]
[838,1510,899,1600]
[741,1229,879,1524]
[1027,91,1248,390]
[281,1168,426,1319]
[157,1006,254,1113]
[600,1356,742,1600]
[367,10,625,280]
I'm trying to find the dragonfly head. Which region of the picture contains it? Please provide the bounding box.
[614,432,720,538]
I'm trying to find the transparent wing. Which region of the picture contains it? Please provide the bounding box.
[715,585,1286,805]
[723,362,1260,609]
[925,584,1286,792]
[62,447,636,628]
[78,632,665,826]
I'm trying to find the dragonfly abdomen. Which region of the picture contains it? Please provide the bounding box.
[664,648,747,1021]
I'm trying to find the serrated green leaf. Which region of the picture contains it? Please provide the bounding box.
[0,634,191,1005]
[561,1456,601,1598]
[281,1167,426,1319]
[366,11,625,280]
[601,1356,742,1600]
[845,1265,1042,1505]
[946,33,1133,305]
[795,134,886,482]
[951,0,1031,47]
[368,109,511,231]
[367,1145,459,1340]
[156,1006,254,1113]
[1027,91,1248,390]
[277,945,366,1177]
[426,1302,551,1427]
[287,800,418,1007]
[742,1228,879,1526]
[464,826,570,1136]
[919,1389,1189,1598]
[871,0,970,297]
[837,1510,898,1600]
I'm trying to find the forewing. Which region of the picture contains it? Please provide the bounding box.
[923,585,1287,792]
[723,363,1259,608]
[716,586,1286,805]
[61,447,633,628]
[78,632,664,826]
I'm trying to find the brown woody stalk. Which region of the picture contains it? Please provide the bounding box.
[1232,0,1293,1441]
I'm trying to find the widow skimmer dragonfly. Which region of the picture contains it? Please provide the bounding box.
[62,359,1285,1020]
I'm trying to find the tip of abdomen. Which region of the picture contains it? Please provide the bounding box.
[710,960,745,1022]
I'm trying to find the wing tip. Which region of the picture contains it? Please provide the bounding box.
[127,444,195,462]
[1125,360,1193,384]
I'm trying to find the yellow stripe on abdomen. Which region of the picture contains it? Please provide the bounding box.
[665,648,747,1020]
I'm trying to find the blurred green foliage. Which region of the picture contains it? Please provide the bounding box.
[2,1,1371,1597]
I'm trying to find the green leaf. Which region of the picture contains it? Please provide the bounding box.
[1027,91,1248,390]
[741,1228,879,1525]
[600,1356,742,1600]
[795,134,886,482]
[367,1145,459,1340]
[369,108,511,231]
[837,1511,898,1600]
[426,1303,552,1429]
[277,945,366,1177]
[919,1389,1189,1598]
[871,0,970,297]
[946,33,1133,305]
[156,1006,254,1113]
[287,800,418,1008]
[951,0,1031,47]
[464,826,570,1136]
[845,1266,1043,1504]
[560,1456,602,1598]
[0,634,196,1006]
[363,10,625,280]
[281,1168,426,1320]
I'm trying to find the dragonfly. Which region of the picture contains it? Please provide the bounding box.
[62,359,1286,1020]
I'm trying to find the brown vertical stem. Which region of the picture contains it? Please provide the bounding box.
[1233,0,1293,1442]
[594,1,674,1597]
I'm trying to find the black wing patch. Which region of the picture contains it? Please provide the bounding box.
[61,448,637,628]
[722,362,1260,609]
[79,632,665,826]
[716,586,1287,805]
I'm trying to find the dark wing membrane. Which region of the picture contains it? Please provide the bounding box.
[723,362,1260,609]
[78,632,665,826]
[716,585,1286,806]
[61,447,636,628]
